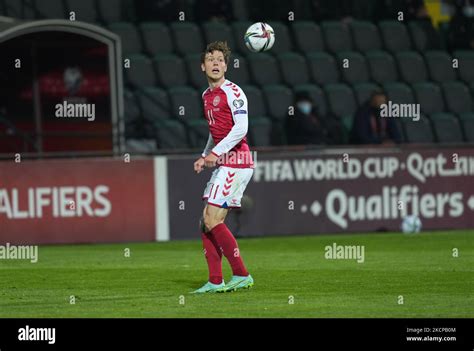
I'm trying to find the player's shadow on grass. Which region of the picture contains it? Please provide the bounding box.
[170,279,203,289]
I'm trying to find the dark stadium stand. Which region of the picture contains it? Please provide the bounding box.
[292,21,325,52]
[413,81,445,115]
[424,50,457,83]
[351,21,382,52]
[307,52,340,85]
[321,21,353,53]
[366,50,398,84]
[337,51,370,84]
[396,51,429,84]
[1,0,473,150]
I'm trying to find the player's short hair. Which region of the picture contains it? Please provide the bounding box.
[201,41,231,64]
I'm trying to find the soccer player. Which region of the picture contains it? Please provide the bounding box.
[192,41,254,293]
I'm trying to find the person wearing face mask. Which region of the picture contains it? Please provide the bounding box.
[350,91,401,145]
[448,0,474,50]
[286,92,331,145]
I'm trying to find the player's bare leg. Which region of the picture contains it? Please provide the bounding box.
[203,204,228,231]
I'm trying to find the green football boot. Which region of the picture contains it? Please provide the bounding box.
[224,275,254,292]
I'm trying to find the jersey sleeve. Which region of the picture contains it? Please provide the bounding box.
[211,87,249,156]
[201,133,215,157]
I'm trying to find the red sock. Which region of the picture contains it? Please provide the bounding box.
[210,223,249,277]
[201,232,223,284]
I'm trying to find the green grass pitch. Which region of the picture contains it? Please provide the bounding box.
[0,230,472,318]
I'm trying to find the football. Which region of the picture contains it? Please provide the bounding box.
[401,215,422,234]
[244,22,275,52]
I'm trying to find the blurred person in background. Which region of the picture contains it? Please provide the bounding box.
[350,91,401,145]
[286,91,342,145]
[448,0,474,50]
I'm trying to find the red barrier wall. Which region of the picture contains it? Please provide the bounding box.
[0,158,155,244]
[2,146,474,244]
